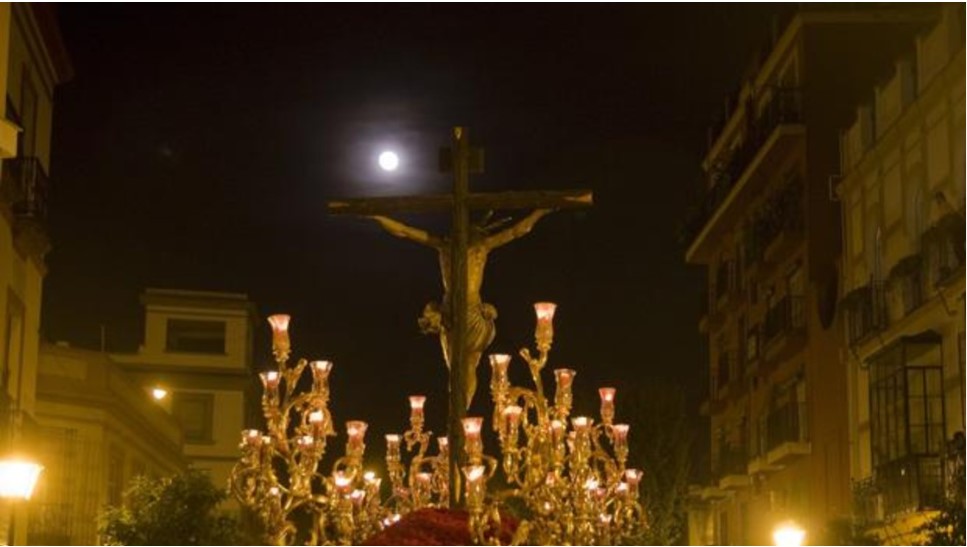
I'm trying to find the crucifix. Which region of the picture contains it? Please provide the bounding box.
[327,127,592,507]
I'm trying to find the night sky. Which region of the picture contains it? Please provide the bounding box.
[44,5,787,446]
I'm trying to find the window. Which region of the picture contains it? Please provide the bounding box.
[173,392,215,444]
[107,446,124,507]
[166,319,226,354]
[3,291,25,436]
[18,66,38,157]
[869,332,945,515]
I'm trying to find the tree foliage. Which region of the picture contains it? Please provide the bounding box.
[917,434,965,546]
[619,382,693,545]
[98,470,245,546]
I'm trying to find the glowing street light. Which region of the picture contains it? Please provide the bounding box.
[151,387,168,401]
[0,458,43,500]
[773,521,806,547]
[378,150,399,172]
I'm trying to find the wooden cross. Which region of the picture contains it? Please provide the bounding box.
[327,127,592,507]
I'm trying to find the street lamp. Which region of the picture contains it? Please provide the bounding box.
[773,520,806,547]
[0,457,43,546]
[0,458,43,500]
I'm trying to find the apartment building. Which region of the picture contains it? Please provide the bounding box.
[112,289,257,503]
[837,6,965,544]
[0,3,71,544]
[683,6,935,545]
[29,344,185,545]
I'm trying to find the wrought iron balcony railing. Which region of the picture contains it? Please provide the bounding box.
[683,88,804,247]
[762,295,805,346]
[887,254,924,318]
[856,436,965,523]
[1,156,49,221]
[923,213,965,288]
[843,282,887,345]
[714,444,748,479]
[765,401,807,453]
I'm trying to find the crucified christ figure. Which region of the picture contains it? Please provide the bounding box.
[370,209,553,407]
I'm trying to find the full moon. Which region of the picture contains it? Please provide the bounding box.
[378,151,399,171]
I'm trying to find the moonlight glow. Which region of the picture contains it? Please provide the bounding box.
[378,151,399,171]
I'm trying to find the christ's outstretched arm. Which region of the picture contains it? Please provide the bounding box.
[483,209,553,250]
[369,216,444,248]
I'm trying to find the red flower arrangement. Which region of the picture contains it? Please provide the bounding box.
[362,508,518,546]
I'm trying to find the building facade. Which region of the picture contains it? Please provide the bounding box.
[0,3,70,544]
[684,7,936,545]
[112,289,256,502]
[838,6,965,544]
[29,344,185,545]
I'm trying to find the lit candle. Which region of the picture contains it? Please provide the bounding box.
[550,419,566,444]
[462,417,484,460]
[260,370,281,391]
[625,468,642,498]
[297,434,314,449]
[462,465,487,507]
[267,314,291,357]
[489,354,511,386]
[346,420,368,452]
[333,470,353,494]
[408,395,426,428]
[612,423,630,461]
[437,436,449,456]
[241,429,261,446]
[310,360,333,392]
[385,434,401,460]
[534,302,557,324]
[350,489,366,508]
[502,405,523,441]
[534,302,557,350]
[624,468,642,493]
[598,387,616,425]
[572,416,593,435]
[308,410,325,435]
[553,368,576,412]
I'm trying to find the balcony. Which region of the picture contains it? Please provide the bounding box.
[765,401,810,466]
[887,254,924,320]
[1,156,51,258]
[762,295,806,363]
[1,156,49,221]
[713,351,733,401]
[922,213,965,288]
[698,286,710,333]
[742,324,760,372]
[855,454,946,523]
[843,282,888,346]
[685,88,805,263]
[716,444,750,490]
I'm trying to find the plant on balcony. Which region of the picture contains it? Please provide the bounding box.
[887,254,923,316]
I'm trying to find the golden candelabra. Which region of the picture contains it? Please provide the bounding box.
[461,302,645,545]
[230,314,388,546]
[232,305,645,545]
